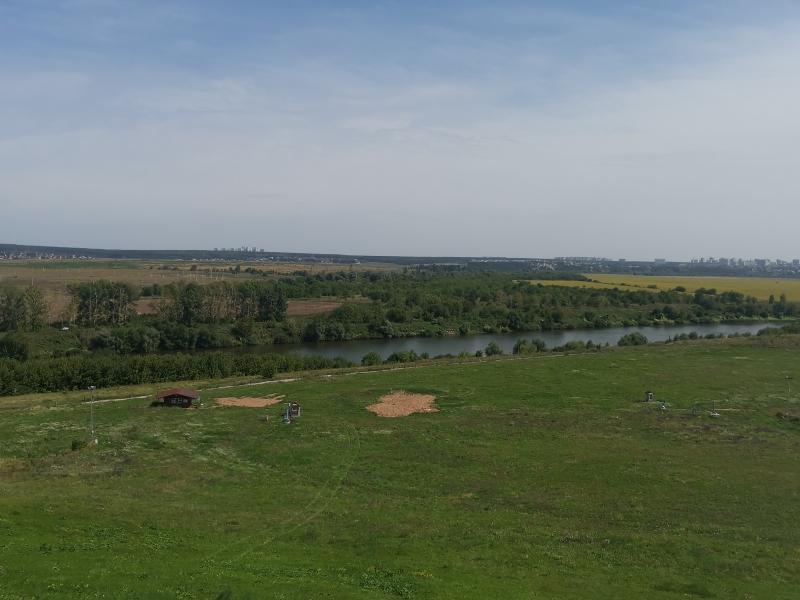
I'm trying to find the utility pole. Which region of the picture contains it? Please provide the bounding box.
[88,385,97,445]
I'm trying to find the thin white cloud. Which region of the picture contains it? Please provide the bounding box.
[2,6,800,259]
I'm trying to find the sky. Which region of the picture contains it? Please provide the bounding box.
[2,1,800,260]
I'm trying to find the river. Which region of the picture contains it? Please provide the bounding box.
[232,322,783,363]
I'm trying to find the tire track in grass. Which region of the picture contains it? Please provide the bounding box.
[195,420,361,572]
[238,422,362,561]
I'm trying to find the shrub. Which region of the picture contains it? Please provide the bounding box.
[618,332,648,346]
[361,352,383,366]
[0,336,30,360]
[385,350,419,363]
[485,342,503,356]
[513,338,547,354]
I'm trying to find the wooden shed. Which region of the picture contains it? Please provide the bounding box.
[155,388,199,408]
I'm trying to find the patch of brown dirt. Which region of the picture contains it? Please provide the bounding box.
[135,298,162,315]
[216,394,285,408]
[286,299,343,317]
[286,297,372,317]
[367,391,439,417]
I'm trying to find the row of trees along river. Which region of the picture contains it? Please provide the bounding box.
[0,270,796,363]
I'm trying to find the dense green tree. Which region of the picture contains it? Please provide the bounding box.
[618,332,648,346]
[513,338,547,354]
[485,342,503,356]
[67,280,137,326]
[0,286,48,331]
[21,286,47,330]
[361,352,383,366]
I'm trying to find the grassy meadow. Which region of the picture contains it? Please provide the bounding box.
[533,274,800,301]
[2,337,800,598]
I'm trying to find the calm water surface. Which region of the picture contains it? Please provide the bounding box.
[234,322,782,363]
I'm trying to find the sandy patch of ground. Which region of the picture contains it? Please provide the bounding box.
[216,394,285,408]
[367,391,439,417]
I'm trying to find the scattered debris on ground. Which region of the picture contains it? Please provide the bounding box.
[367,391,439,417]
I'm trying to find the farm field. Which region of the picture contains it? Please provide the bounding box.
[534,274,800,301]
[286,297,370,318]
[1,338,800,598]
[0,259,393,320]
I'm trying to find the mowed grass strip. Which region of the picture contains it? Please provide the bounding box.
[1,339,800,598]
[531,273,800,301]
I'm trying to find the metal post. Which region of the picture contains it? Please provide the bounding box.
[88,385,97,445]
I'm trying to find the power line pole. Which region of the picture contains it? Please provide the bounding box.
[88,385,97,445]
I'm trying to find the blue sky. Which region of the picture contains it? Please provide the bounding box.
[2,1,800,258]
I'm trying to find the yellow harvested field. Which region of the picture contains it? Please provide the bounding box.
[528,279,624,291]
[532,275,800,301]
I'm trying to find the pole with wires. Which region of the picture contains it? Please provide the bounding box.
[88,385,98,445]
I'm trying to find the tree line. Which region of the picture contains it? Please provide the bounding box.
[0,286,47,331]
[0,351,351,395]
[157,281,287,325]
[1,271,797,361]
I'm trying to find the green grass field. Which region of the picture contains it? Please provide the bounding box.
[533,274,800,302]
[2,339,800,599]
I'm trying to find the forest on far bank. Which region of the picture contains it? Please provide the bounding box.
[0,270,796,362]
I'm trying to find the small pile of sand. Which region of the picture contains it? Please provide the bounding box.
[216,394,285,408]
[367,391,438,418]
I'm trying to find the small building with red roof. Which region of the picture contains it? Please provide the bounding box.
[155,388,199,408]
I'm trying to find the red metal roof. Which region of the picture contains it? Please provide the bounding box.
[155,388,200,400]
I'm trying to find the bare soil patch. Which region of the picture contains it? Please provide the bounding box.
[285,297,371,317]
[286,299,343,317]
[135,298,161,315]
[216,394,285,408]
[367,391,439,417]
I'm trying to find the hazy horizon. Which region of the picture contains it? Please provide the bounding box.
[3,1,800,259]
[4,240,797,266]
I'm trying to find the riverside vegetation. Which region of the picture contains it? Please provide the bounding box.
[0,271,797,394]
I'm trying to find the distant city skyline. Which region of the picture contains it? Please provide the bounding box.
[2,1,800,258]
[2,242,799,268]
